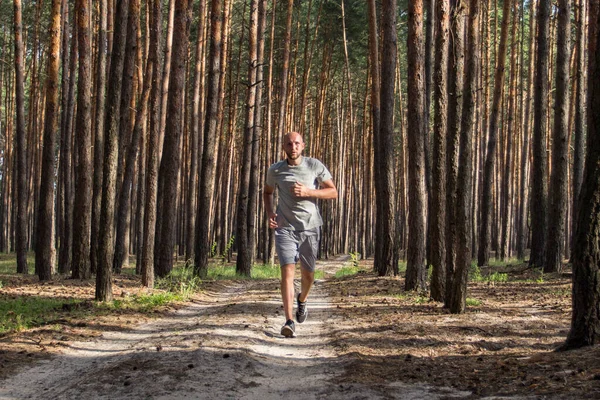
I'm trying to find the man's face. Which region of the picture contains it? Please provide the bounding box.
[283,134,305,160]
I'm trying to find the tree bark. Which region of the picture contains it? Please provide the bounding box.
[406,0,427,289]
[571,0,586,261]
[561,0,600,350]
[96,0,130,301]
[91,0,108,275]
[374,0,397,277]
[195,0,223,278]
[14,0,28,275]
[141,0,163,288]
[529,0,551,269]
[155,0,191,277]
[35,0,62,281]
[236,0,260,277]
[449,0,479,314]
[429,0,449,301]
[71,0,93,279]
[478,0,511,266]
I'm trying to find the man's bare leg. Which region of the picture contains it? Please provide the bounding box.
[280,264,295,321]
[299,267,314,302]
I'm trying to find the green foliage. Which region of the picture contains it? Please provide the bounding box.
[335,265,361,278]
[101,292,181,312]
[466,298,481,307]
[349,251,360,267]
[222,236,235,259]
[487,272,509,283]
[210,242,218,258]
[470,264,508,283]
[469,264,483,282]
[398,260,407,274]
[0,296,81,334]
[0,252,34,274]
[156,266,202,297]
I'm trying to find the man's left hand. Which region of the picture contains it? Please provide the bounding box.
[291,182,310,198]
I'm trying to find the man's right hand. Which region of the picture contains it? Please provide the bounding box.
[269,213,278,229]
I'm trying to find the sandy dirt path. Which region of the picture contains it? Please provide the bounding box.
[0,261,470,400]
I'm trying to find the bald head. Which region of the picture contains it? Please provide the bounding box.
[282,132,305,165]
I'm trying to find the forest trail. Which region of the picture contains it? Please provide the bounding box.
[0,257,472,400]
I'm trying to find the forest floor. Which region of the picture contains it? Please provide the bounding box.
[1,257,599,399]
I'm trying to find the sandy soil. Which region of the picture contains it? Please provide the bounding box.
[1,258,599,399]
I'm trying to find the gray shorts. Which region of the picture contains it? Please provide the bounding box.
[274,228,320,272]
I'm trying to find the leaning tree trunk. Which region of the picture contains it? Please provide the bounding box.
[405,0,427,290]
[529,0,551,269]
[71,0,93,279]
[96,0,130,301]
[35,0,62,281]
[14,0,28,275]
[429,0,449,302]
[449,0,479,314]
[545,0,571,273]
[561,0,600,350]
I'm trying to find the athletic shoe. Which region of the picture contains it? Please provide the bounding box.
[296,293,307,323]
[281,319,295,337]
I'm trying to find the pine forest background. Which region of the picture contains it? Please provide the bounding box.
[0,0,597,335]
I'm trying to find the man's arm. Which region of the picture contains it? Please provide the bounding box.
[263,184,278,229]
[291,179,338,200]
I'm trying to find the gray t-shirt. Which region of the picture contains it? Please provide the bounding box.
[266,157,333,231]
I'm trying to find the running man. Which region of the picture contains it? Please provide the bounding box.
[263,132,338,337]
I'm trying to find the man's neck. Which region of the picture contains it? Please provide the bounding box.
[286,155,303,166]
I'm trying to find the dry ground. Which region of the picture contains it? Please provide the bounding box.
[1,258,599,399]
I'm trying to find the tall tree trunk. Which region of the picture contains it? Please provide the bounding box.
[374,0,397,277]
[367,0,381,272]
[449,0,479,313]
[517,0,536,261]
[91,0,108,275]
[561,0,600,350]
[185,0,207,261]
[71,0,93,279]
[444,0,465,307]
[424,0,434,265]
[529,0,551,268]
[571,0,586,260]
[195,0,223,278]
[113,0,141,274]
[429,0,449,301]
[545,0,571,273]
[35,0,62,281]
[14,0,28,274]
[406,0,427,289]
[141,0,163,288]
[236,0,259,277]
[155,0,191,277]
[58,0,73,275]
[478,0,511,266]
[96,0,130,301]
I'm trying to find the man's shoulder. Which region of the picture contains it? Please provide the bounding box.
[268,160,287,171]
